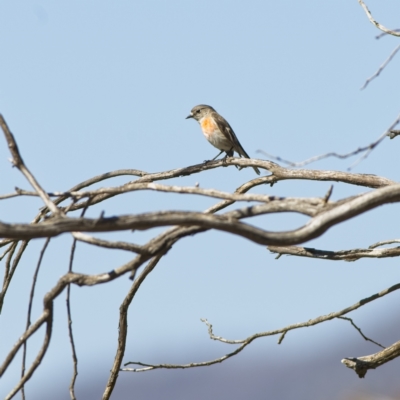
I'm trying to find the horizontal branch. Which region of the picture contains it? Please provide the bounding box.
[24,159,396,218]
[258,111,400,170]
[122,282,400,372]
[140,159,396,189]
[369,239,400,249]
[72,232,146,254]
[49,182,281,204]
[342,339,400,378]
[1,184,400,248]
[268,244,400,261]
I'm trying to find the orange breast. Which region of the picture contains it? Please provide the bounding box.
[200,117,218,136]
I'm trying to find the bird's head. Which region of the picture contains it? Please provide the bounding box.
[186,104,215,121]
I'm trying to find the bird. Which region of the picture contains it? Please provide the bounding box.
[186,104,260,175]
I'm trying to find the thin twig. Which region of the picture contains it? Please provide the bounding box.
[346,112,400,169]
[72,232,146,254]
[0,243,16,261]
[0,241,29,313]
[369,239,400,249]
[6,312,52,400]
[258,111,400,170]
[323,185,333,203]
[0,242,17,310]
[200,319,243,344]
[66,205,90,400]
[361,44,400,90]
[337,316,385,348]
[376,29,400,40]
[21,238,50,400]
[0,114,61,216]
[122,282,400,372]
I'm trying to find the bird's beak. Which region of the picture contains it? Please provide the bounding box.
[186,114,193,119]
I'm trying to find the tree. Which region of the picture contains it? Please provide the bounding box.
[1,2,400,399]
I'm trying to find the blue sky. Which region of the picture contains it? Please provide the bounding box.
[1,1,400,398]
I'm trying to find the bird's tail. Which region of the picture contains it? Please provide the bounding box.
[237,147,260,175]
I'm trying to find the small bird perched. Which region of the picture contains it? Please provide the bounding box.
[186,104,260,175]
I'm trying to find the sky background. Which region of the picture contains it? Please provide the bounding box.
[1,1,400,399]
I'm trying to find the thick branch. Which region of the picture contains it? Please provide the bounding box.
[102,255,163,400]
[342,339,400,378]
[1,184,400,246]
[20,159,396,221]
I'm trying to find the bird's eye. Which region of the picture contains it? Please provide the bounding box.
[196,109,200,113]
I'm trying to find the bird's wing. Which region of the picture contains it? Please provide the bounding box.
[211,111,250,158]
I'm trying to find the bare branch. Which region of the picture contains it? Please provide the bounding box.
[1,112,400,391]
[358,1,400,37]
[200,319,244,344]
[71,182,278,203]
[342,339,400,378]
[72,232,147,254]
[66,205,90,400]
[21,238,51,399]
[6,315,52,400]
[0,241,29,313]
[0,189,39,200]
[258,111,400,170]
[0,308,51,378]
[1,183,400,248]
[369,239,400,249]
[376,29,400,39]
[337,317,385,348]
[268,244,400,261]
[388,129,400,140]
[361,44,400,90]
[103,255,163,400]
[323,185,333,203]
[0,115,61,216]
[123,282,400,372]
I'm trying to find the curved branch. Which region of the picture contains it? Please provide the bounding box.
[342,339,400,378]
[369,239,400,248]
[258,111,400,170]
[102,255,163,400]
[358,1,400,37]
[0,115,61,216]
[1,184,400,247]
[123,282,400,372]
[6,315,52,400]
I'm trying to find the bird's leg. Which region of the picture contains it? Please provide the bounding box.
[223,148,234,159]
[204,150,224,164]
[221,148,235,167]
[224,148,242,170]
[204,148,235,166]
[212,150,224,161]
